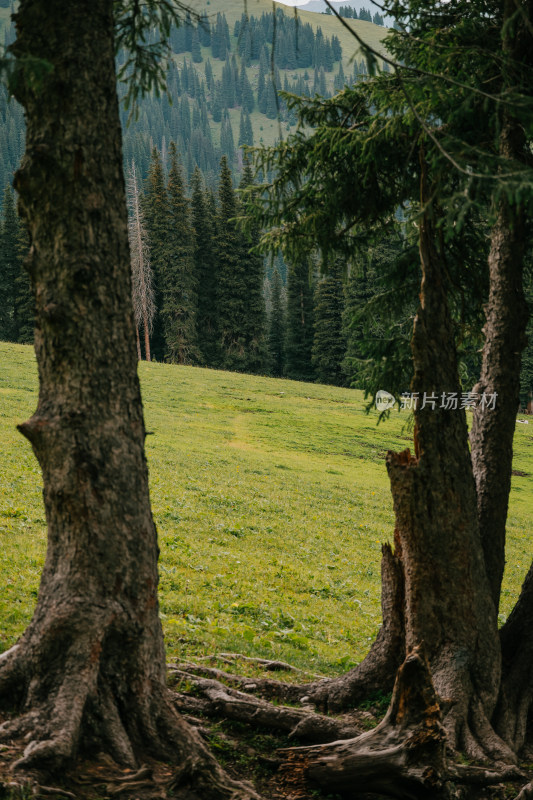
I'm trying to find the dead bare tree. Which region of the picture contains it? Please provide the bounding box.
[127,160,155,362]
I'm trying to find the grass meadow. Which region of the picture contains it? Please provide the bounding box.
[1,341,532,677]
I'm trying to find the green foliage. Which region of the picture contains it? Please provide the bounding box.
[216,158,265,374]
[114,0,200,119]
[312,259,346,387]
[143,146,169,361]
[267,267,286,377]
[285,259,315,382]
[191,167,219,366]
[163,141,199,364]
[0,184,17,340]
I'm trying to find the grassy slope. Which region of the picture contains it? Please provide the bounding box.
[1,341,532,676]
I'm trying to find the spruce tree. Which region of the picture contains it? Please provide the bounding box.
[0,185,18,341]
[14,219,33,344]
[268,267,286,377]
[216,156,242,369]
[220,113,235,162]
[238,161,266,373]
[190,167,219,366]
[143,147,169,361]
[312,259,346,386]
[285,258,315,381]
[164,142,199,364]
[216,158,264,373]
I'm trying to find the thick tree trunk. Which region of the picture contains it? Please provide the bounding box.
[469,0,533,611]
[276,649,451,800]
[0,3,258,796]
[383,165,511,761]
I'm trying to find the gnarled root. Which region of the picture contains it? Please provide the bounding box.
[169,669,363,743]
[0,610,263,799]
[176,544,405,715]
[276,647,450,800]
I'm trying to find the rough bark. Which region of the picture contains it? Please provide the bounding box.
[469,0,532,603]
[495,563,533,757]
[375,154,513,763]
[276,649,452,800]
[0,3,259,796]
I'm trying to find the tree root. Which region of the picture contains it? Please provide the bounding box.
[275,647,450,800]
[169,669,362,742]
[176,544,404,716]
[0,615,264,800]
[196,652,327,678]
[514,780,533,800]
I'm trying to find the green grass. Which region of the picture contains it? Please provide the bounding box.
[1,341,532,676]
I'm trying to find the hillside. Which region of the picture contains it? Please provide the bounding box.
[0,1,388,194]
[2,342,532,674]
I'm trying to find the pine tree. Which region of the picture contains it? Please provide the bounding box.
[238,161,265,373]
[216,156,242,369]
[143,147,169,361]
[13,216,32,344]
[0,185,18,341]
[285,258,315,381]
[190,167,219,366]
[163,142,199,364]
[216,158,264,373]
[268,267,286,377]
[312,259,347,386]
[191,28,202,62]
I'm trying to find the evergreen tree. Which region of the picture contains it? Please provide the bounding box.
[0,185,18,341]
[143,147,169,361]
[163,142,198,364]
[312,259,346,386]
[216,156,242,369]
[216,158,264,372]
[190,167,219,366]
[285,258,315,381]
[268,267,286,376]
[191,28,202,63]
[14,220,33,344]
[520,269,533,412]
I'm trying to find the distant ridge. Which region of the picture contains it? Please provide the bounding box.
[287,0,393,25]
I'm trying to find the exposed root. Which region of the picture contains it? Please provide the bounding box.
[175,545,404,717]
[169,669,362,743]
[276,647,450,800]
[0,619,265,799]
[515,780,533,800]
[198,652,327,678]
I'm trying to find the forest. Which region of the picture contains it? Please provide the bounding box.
[1,0,533,799]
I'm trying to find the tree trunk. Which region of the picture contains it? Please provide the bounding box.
[0,3,258,796]
[136,325,142,361]
[276,649,451,800]
[383,159,512,761]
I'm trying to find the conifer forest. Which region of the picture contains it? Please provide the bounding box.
[1,1,533,799]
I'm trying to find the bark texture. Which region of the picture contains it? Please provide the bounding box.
[384,159,511,761]
[469,0,533,612]
[0,3,258,796]
[276,649,451,800]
